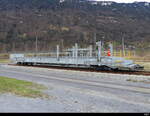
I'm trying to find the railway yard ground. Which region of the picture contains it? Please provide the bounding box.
[0,64,150,112]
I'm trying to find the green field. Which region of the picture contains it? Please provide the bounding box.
[0,76,48,98]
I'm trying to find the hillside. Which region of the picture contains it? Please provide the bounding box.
[0,0,150,53]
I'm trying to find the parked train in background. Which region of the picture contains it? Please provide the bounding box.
[10,41,144,71]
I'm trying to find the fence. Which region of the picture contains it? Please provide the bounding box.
[113,50,135,58]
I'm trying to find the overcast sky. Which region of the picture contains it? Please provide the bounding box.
[96,0,150,3]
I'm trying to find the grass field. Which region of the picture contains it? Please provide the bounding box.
[0,76,49,98]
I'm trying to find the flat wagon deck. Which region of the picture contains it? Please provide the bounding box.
[10,42,144,71]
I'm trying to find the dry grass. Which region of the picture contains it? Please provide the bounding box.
[0,53,9,59]
[0,53,10,63]
[135,61,150,71]
[0,59,10,63]
[128,57,150,62]
[125,55,150,71]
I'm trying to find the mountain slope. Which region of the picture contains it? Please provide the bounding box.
[0,0,150,53]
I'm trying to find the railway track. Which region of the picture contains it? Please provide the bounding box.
[10,64,150,76]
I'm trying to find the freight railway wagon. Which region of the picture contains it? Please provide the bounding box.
[10,42,144,71]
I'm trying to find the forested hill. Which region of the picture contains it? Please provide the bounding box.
[0,0,150,53]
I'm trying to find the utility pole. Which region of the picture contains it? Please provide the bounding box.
[94,33,97,56]
[94,33,96,47]
[122,35,125,57]
[35,33,38,55]
[61,39,64,50]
